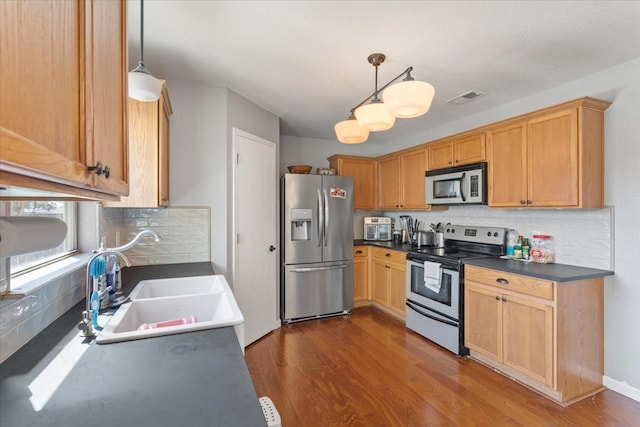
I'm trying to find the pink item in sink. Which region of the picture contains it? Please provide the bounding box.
[138,315,198,330]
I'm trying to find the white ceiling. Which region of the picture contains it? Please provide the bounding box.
[129,1,640,146]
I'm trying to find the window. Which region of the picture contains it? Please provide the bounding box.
[0,201,78,275]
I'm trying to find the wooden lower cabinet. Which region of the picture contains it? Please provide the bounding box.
[353,246,370,306]
[371,247,406,320]
[464,265,604,406]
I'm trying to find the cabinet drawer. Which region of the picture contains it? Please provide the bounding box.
[371,247,405,264]
[354,246,368,258]
[466,265,554,300]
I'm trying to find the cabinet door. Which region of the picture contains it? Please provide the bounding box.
[388,263,406,317]
[353,247,369,303]
[0,1,89,186]
[400,148,428,209]
[502,294,554,387]
[89,0,127,195]
[527,109,578,207]
[377,156,401,209]
[464,283,502,361]
[333,157,374,209]
[487,123,527,207]
[371,259,390,306]
[428,141,453,170]
[454,133,485,165]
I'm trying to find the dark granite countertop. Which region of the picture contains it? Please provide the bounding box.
[0,262,267,427]
[464,257,614,282]
[354,239,415,252]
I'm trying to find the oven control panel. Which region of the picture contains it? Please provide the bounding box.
[444,225,507,245]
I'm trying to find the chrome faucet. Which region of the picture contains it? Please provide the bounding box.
[79,230,161,337]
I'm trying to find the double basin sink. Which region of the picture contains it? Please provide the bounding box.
[96,275,245,345]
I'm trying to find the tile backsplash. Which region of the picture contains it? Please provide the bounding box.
[355,206,614,270]
[100,207,211,266]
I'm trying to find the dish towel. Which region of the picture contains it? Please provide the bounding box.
[423,261,442,293]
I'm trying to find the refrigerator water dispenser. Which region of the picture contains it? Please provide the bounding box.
[290,208,312,241]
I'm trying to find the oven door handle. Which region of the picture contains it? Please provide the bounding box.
[406,301,459,327]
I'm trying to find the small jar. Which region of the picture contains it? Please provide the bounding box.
[531,234,554,263]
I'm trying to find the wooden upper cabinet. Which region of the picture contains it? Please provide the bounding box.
[400,147,429,209]
[0,0,128,200]
[376,155,401,209]
[104,84,172,208]
[428,133,485,170]
[377,147,429,210]
[427,141,454,170]
[487,123,528,207]
[328,155,374,209]
[487,98,609,208]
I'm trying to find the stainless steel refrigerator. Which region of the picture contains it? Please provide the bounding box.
[281,173,354,323]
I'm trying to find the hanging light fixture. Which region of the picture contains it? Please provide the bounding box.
[334,113,370,144]
[354,54,396,132]
[128,0,162,102]
[334,53,435,144]
[382,71,435,118]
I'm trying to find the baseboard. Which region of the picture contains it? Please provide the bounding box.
[603,376,640,402]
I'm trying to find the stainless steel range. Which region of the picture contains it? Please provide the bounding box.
[405,224,507,355]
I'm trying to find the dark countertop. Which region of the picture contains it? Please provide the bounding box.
[464,257,614,282]
[354,239,415,252]
[0,262,267,427]
[354,240,614,282]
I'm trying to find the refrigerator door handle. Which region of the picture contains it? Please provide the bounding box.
[290,264,350,273]
[323,188,329,247]
[317,188,323,247]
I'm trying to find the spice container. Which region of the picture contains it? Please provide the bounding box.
[531,234,554,263]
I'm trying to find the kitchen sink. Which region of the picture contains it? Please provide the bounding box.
[96,275,244,345]
[128,275,226,299]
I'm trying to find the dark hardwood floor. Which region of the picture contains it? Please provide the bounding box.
[245,307,640,426]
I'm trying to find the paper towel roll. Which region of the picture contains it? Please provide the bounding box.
[0,217,68,258]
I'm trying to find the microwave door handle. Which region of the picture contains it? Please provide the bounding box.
[459,172,466,202]
[317,188,323,247]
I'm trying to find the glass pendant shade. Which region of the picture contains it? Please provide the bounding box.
[128,65,162,102]
[335,118,369,144]
[355,101,396,132]
[383,80,435,118]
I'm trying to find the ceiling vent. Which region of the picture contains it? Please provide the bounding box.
[447,90,487,105]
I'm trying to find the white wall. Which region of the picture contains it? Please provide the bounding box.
[281,58,640,397]
[169,82,279,280]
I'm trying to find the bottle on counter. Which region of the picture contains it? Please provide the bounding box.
[522,237,530,260]
[506,229,518,257]
[513,235,523,259]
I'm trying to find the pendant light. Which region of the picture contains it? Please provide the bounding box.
[383,71,435,118]
[334,52,435,144]
[128,0,162,102]
[334,113,370,144]
[354,54,395,132]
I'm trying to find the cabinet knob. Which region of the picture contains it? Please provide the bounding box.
[495,296,500,301]
[520,200,526,205]
[355,250,362,255]
[385,253,391,257]
[501,297,507,302]
[87,161,110,179]
[496,278,509,285]
[527,200,532,204]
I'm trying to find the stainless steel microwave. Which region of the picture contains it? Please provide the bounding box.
[425,162,487,205]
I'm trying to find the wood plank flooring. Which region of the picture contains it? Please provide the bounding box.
[245,307,640,426]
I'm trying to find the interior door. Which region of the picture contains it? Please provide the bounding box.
[232,128,279,346]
